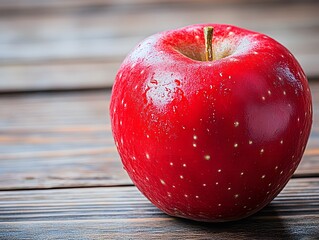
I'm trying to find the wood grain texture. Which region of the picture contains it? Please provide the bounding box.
[2,0,313,11]
[0,91,131,189]
[0,178,318,239]
[0,61,119,91]
[0,0,318,91]
[0,83,318,190]
[0,2,318,238]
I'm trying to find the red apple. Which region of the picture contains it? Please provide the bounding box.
[110,24,312,222]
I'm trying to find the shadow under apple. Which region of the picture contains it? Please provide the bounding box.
[172,203,314,239]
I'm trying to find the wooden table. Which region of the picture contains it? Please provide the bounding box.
[1,1,319,239]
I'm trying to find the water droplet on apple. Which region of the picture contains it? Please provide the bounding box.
[173,106,177,113]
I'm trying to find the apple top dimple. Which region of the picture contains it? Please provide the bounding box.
[159,24,263,62]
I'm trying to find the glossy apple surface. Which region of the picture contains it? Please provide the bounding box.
[110,24,312,222]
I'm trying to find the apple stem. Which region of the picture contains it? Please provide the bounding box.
[204,26,214,61]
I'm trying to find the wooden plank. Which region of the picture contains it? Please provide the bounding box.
[0,61,119,91]
[0,178,318,239]
[0,83,318,190]
[0,1,318,91]
[0,91,131,189]
[1,2,317,61]
[0,0,316,11]
[0,54,317,92]
[0,125,317,190]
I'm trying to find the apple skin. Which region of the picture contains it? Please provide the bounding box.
[110,24,312,222]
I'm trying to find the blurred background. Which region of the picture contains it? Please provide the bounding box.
[0,0,318,93]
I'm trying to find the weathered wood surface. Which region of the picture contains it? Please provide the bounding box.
[0,82,318,190]
[0,178,318,239]
[0,1,319,238]
[0,0,318,92]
